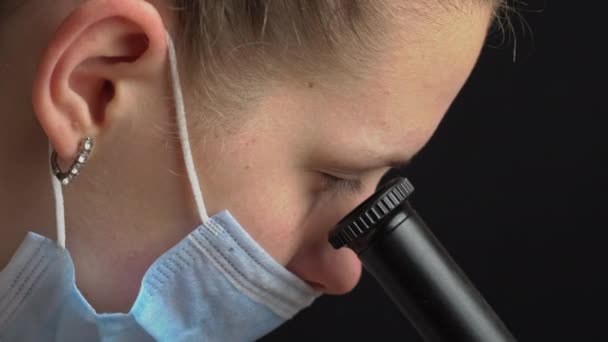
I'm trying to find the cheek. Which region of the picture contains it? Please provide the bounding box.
[227,187,307,265]
[197,139,317,265]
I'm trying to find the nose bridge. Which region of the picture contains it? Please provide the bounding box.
[302,177,380,259]
[315,176,382,240]
[287,186,381,294]
[335,179,381,225]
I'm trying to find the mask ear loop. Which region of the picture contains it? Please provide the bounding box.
[49,143,66,248]
[166,32,210,225]
[48,33,210,248]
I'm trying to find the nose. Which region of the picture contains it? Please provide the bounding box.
[285,177,387,294]
[286,240,362,294]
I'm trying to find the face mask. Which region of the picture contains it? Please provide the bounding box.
[0,32,320,342]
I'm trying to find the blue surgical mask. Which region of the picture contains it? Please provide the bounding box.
[0,32,320,342]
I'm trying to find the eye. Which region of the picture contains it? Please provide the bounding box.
[321,173,364,194]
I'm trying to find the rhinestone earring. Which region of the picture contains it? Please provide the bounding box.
[51,137,94,186]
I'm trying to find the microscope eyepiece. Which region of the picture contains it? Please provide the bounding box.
[329,177,414,253]
[329,177,516,342]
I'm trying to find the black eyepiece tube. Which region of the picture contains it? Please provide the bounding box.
[329,177,516,342]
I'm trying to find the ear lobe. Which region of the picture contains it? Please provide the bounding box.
[32,0,167,160]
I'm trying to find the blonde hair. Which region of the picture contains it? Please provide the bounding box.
[170,0,391,128]
[169,0,504,128]
[1,0,505,128]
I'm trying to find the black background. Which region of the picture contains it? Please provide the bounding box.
[262,1,607,341]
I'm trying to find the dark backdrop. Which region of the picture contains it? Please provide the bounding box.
[262,1,607,341]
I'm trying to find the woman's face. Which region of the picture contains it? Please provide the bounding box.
[194,6,494,293]
[0,0,495,304]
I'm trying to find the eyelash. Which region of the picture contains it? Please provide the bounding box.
[322,173,364,194]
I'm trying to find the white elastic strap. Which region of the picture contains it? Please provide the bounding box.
[48,33,210,249]
[49,142,66,248]
[166,32,210,224]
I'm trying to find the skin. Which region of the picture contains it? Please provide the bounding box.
[0,0,493,313]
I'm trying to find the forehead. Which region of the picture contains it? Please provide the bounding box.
[230,5,494,170]
[301,5,494,163]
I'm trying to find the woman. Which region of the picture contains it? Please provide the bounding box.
[0,0,502,340]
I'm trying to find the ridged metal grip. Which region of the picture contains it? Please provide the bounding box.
[329,177,415,249]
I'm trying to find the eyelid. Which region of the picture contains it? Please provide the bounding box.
[321,172,364,194]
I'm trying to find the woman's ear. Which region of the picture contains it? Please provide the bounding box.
[32,0,168,160]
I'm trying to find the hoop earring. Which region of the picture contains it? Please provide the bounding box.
[51,137,94,186]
